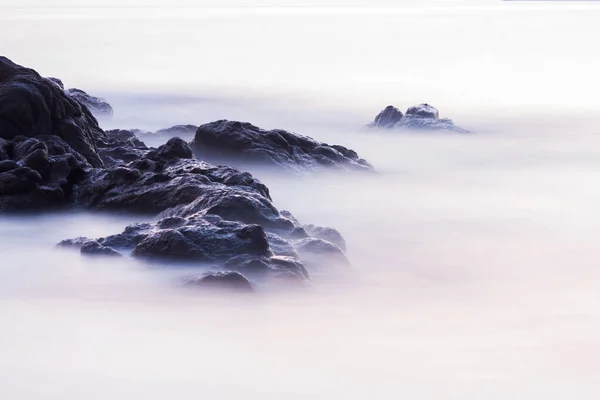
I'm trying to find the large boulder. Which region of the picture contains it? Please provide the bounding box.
[65,88,113,117]
[369,103,470,133]
[0,56,107,167]
[191,120,374,173]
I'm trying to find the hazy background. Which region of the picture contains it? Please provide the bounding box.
[1,1,600,399]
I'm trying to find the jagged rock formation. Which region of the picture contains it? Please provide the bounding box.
[0,56,107,167]
[369,103,470,133]
[191,120,374,173]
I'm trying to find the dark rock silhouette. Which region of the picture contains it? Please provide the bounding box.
[65,88,113,117]
[191,120,374,173]
[369,103,470,133]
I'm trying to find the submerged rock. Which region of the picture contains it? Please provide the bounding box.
[369,103,470,133]
[191,120,374,173]
[65,88,113,117]
[185,271,254,293]
[0,135,91,211]
[155,124,198,137]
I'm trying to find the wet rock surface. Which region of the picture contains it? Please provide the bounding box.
[191,120,374,173]
[369,103,470,133]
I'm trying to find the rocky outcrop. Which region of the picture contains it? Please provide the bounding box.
[369,103,470,133]
[65,88,113,117]
[191,120,374,173]
[1,56,351,291]
[0,56,107,167]
[56,135,348,286]
[62,138,348,284]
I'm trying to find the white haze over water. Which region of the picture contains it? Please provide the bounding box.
[2,0,600,399]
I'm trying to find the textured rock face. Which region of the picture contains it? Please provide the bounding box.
[65,88,113,117]
[191,120,374,173]
[63,138,348,285]
[369,103,470,133]
[0,56,107,167]
[0,135,91,211]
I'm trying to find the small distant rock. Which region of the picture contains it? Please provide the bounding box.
[369,103,470,133]
[372,105,404,129]
[155,125,198,137]
[66,88,113,117]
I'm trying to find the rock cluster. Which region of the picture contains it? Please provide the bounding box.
[1,56,356,291]
[369,103,470,133]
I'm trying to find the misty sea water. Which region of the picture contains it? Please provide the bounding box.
[1,1,600,399]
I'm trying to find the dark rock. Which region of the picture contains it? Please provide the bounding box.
[0,135,91,211]
[0,160,17,173]
[191,120,374,173]
[185,271,254,293]
[146,137,193,161]
[65,88,113,117]
[104,129,147,148]
[97,129,148,167]
[47,77,64,89]
[0,56,106,167]
[2,58,353,288]
[369,103,470,133]
[372,105,404,129]
[131,218,271,262]
[78,138,271,214]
